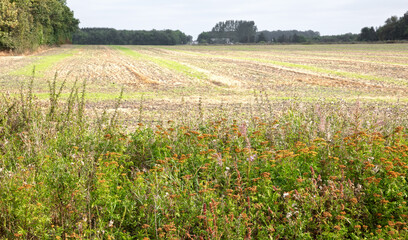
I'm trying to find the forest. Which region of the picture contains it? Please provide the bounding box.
[197,20,360,44]
[197,20,258,44]
[0,0,79,52]
[72,28,192,45]
[198,12,408,44]
[359,11,408,41]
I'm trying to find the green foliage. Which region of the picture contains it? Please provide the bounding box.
[0,0,79,52]
[199,20,258,44]
[1,79,408,239]
[359,27,378,41]
[73,28,192,45]
[236,21,257,43]
[258,30,320,43]
[0,0,19,49]
[360,11,408,41]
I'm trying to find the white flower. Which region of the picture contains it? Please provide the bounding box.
[372,165,380,174]
[283,192,289,198]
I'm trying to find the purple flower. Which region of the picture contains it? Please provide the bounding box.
[247,154,256,162]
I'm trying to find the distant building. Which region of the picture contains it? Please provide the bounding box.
[210,38,232,44]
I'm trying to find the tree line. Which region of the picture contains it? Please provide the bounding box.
[359,11,408,41]
[1,5,407,51]
[257,30,320,43]
[198,20,258,44]
[72,28,192,45]
[198,20,361,44]
[0,0,79,52]
[199,13,408,45]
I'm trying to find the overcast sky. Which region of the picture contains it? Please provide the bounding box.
[66,0,407,39]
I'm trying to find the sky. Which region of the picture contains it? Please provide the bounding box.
[66,0,407,39]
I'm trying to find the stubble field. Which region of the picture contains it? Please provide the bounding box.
[1,44,408,239]
[1,44,408,121]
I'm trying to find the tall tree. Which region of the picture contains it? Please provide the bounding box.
[377,16,399,40]
[0,0,19,49]
[0,0,78,52]
[72,28,192,45]
[257,32,267,43]
[359,27,378,41]
[236,21,257,43]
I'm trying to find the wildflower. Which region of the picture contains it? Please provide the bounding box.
[323,212,332,218]
[239,122,247,136]
[334,225,341,231]
[336,215,345,220]
[247,154,256,162]
[310,166,315,176]
[262,172,271,179]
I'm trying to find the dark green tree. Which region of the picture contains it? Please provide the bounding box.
[0,0,79,52]
[377,16,399,40]
[72,28,191,45]
[0,0,19,49]
[236,21,257,43]
[292,33,307,43]
[359,27,378,41]
[257,32,267,43]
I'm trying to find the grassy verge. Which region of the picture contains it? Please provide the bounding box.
[1,80,408,239]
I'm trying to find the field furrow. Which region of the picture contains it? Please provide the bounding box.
[1,44,407,106]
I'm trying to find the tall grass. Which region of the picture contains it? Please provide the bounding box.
[0,77,408,239]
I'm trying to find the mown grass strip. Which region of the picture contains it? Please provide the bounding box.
[11,48,79,77]
[113,46,208,80]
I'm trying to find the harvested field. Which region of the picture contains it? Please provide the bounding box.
[1,44,407,122]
